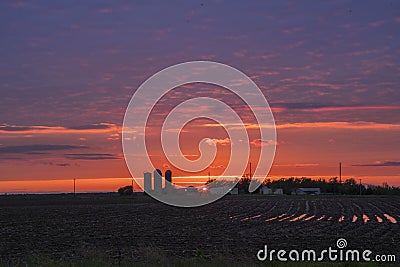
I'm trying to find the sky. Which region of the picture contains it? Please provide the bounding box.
[0,0,399,192]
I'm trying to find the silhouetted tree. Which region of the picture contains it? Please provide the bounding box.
[118,185,133,196]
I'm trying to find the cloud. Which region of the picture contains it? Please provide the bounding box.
[67,124,115,130]
[270,103,400,113]
[210,165,225,169]
[250,139,277,147]
[294,163,319,167]
[233,50,246,58]
[0,125,35,132]
[282,27,303,34]
[346,49,383,57]
[56,163,71,167]
[274,163,320,167]
[64,153,120,160]
[0,123,117,134]
[0,144,88,154]
[205,138,230,146]
[276,122,400,130]
[256,70,280,76]
[201,121,400,130]
[352,161,400,167]
[0,156,24,160]
[368,20,385,27]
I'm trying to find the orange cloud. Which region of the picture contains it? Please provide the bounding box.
[276,121,400,130]
[250,139,277,147]
[200,121,400,130]
[210,165,225,169]
[275,163,320,167]
[205,138,231,146]
[272,105,400,113]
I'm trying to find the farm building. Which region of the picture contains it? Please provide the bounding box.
[209,186,230,195]
[274,188,284,195]
[259,187,283,195]
[259,186,273,194]
[294,188,321,195]
[201,186,238,195]
[228,187,238,195]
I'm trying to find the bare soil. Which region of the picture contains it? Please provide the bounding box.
[0,194,399,262]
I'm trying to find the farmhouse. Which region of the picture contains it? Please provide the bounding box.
[294,188,321,195]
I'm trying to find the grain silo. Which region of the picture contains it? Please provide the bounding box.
[165,170,172,191]
[144,172,152,194]
[154,169,162,193]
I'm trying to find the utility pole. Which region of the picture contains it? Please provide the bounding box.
[339,162,342,184]
[359,179,362,196]
[131,177,134,190]
[73,178,76,197]
[249,162,252,179]
[208,171,211,183]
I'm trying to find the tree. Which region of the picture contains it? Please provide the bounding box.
[118,185,133,196]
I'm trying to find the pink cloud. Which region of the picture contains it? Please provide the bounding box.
[233,50,246,58]
[250,139,277,147]
[347,49,385,57]
[369,20,385,27]
[256,70,280,76]
[205,138,230,146]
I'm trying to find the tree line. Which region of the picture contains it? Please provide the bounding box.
[236,176,400,195]
[118,176,400,196]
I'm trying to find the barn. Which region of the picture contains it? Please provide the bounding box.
[294,188,321,195]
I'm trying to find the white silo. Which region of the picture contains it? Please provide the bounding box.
[144,172,152,194]
[154,169,162,193]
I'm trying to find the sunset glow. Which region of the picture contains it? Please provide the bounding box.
[1,1,399,192]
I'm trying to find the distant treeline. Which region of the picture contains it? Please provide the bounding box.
[118,176,400,196]
[237,176,400,195]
